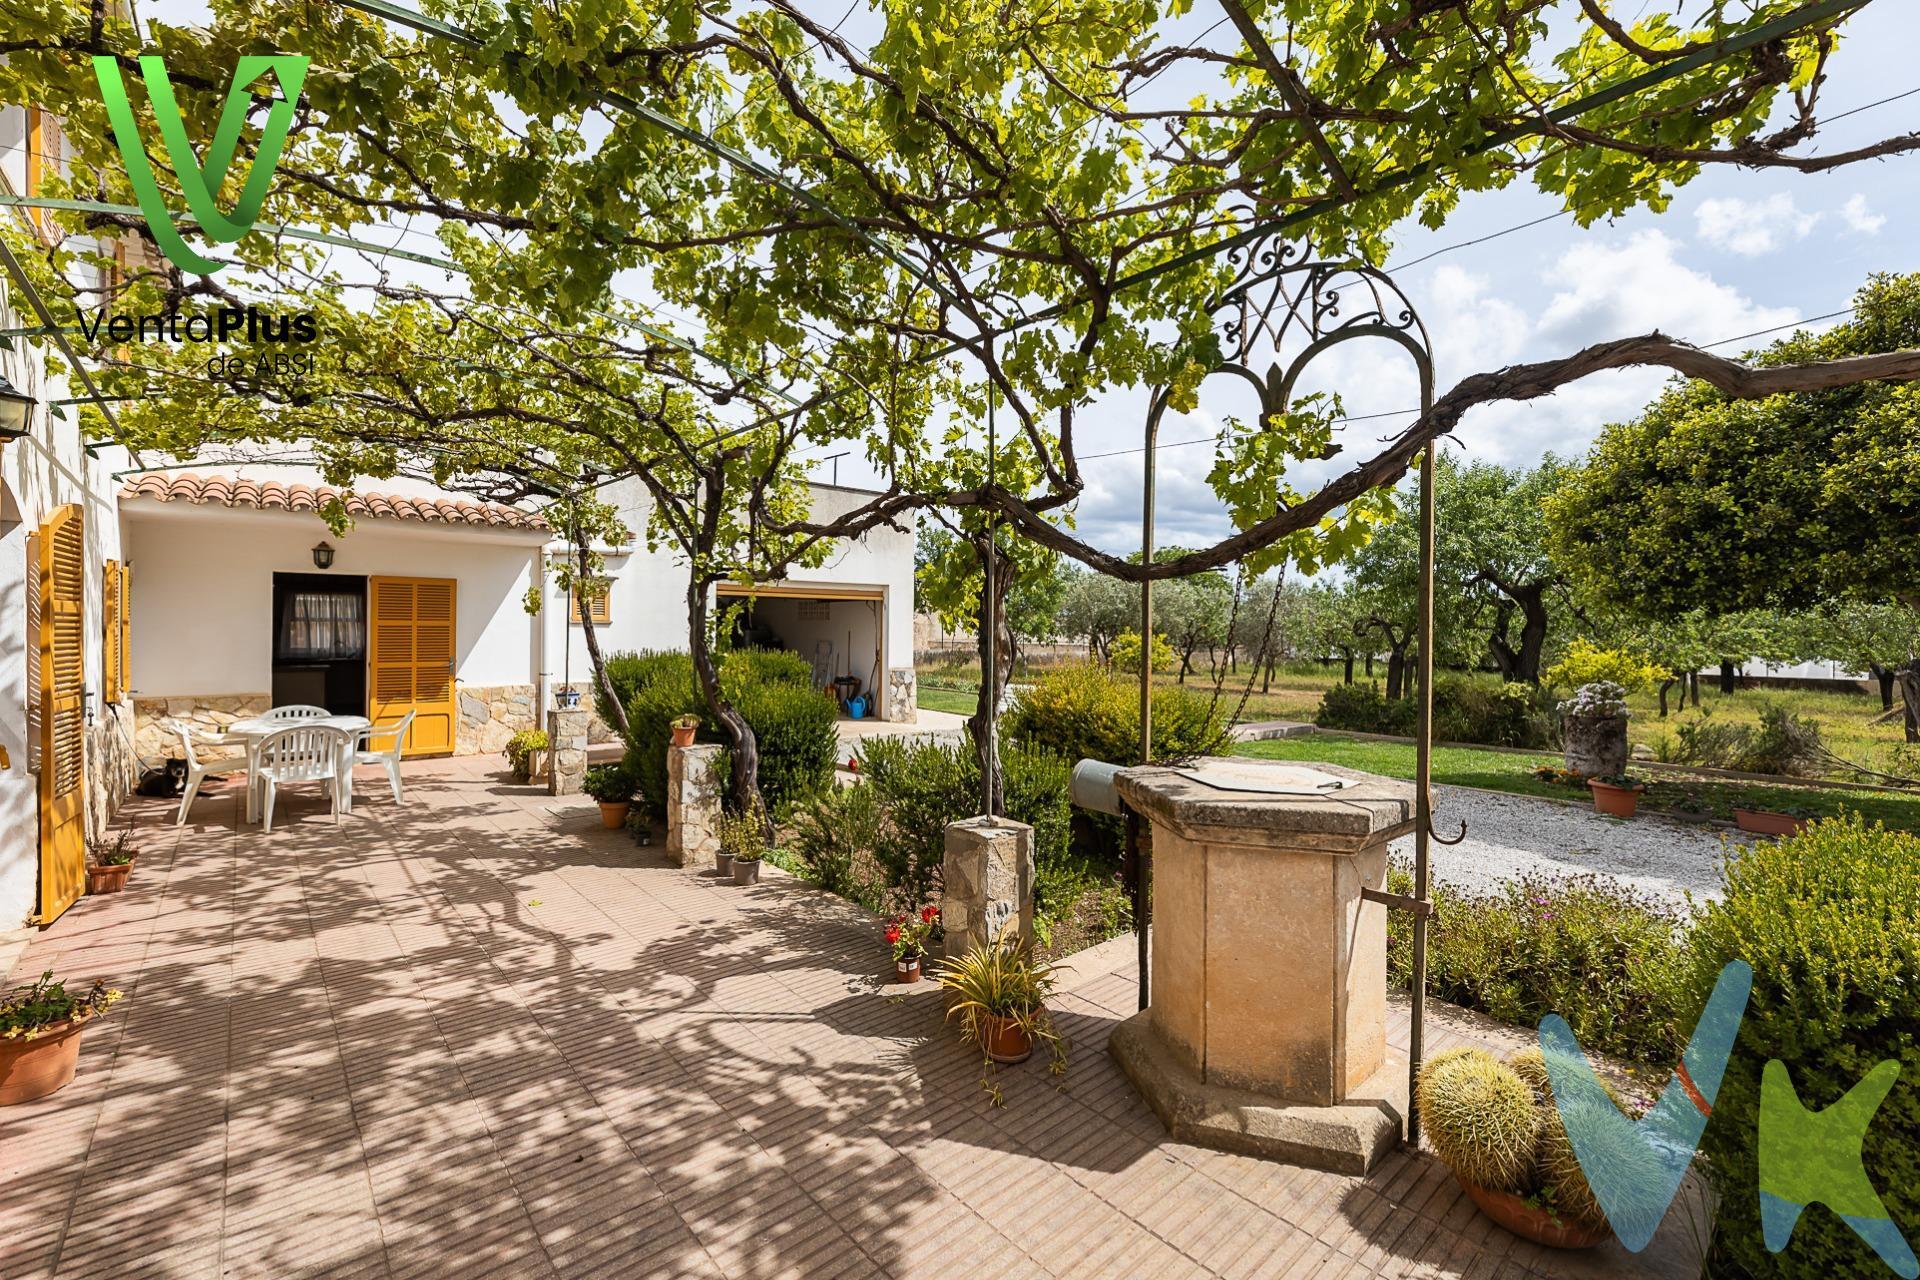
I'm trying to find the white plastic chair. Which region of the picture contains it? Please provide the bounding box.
[169,720,243,827]
[263,704,331,723]
[254,725,350,833]
[350,711,415,810]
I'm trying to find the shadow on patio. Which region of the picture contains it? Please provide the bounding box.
[1,757,1699,1279]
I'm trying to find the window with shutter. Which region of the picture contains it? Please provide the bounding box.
[119,561,133,699]
[104,560,122,703]
[38,505,87,923]
[570,587,612,625]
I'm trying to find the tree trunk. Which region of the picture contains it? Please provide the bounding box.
[1512,586,1549,686]
[687,575,760,822]
[571,532,631,739]
[1385,646,1408,701]
[1689,671,1701,707]
[966,538,1014,815]
[1718,660,1737,694]
[1364,653,1374,676]
[1657,677,1675,718]
[1898,660,1920,745]
[1343,652,1355,685]
[1871,664,1896,711]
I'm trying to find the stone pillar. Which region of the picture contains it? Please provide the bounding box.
[940,816,1034,957]
[1107,758,1415,1175]
[886,668,918,724]
[667,743,724,869]
[546,708,589,796]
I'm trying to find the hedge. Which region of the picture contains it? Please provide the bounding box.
[1003,664,1231,766]
[1689,817,1920,1279]
[1316,674,1549,748]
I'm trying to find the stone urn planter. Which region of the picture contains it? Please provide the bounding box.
[1587,777,1643,818]
[1735,807,1811,837]
[86,853,137,895]
[1458,1177,1612,1250]
[1563,713,1628,778]
[731,856,761,886]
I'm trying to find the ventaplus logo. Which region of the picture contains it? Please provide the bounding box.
[92,53,308,275]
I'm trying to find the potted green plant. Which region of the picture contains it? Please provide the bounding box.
[1417,1047,1620,1250]
[1,971,123,1106]
[936,929,1065,1072]
[1586,772,1644,818]
[721,807,766,885]
[503,728,550,784]
[582,762,638,829]
[670,713,700,749]
[886,906,939,983]
[84,829,138,895]
[1733,804,1817,837]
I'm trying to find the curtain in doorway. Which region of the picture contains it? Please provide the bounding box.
[280,591,365,659]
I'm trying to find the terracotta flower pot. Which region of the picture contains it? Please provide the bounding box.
[896,956,922,984]
[0,1019,88,1106]
[86,855,136,895]
[714,851,734,877]
[671,724,697,748]
[731,857,761,886]
[1588,780,1641,818]
[982,1013,1033,1064]
[1734,808,1808,837]
[1457,1175,1611,1250]
[598,801,630,829]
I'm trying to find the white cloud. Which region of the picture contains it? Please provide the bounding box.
[1693,192,1821,255]
[1536,230,1797,349]
[1840,193,1887,235]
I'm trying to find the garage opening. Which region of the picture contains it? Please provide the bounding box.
[720,583,888,720]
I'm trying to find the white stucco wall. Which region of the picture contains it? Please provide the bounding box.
[122,502,546,700]
[544,478,917,713]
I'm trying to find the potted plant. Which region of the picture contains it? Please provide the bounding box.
[1,971,123,1106]
[1734,804,1817,837]
[1417,1047,1617,1249]
[582,762,638,829]
[84,829,138,895]
[886,906,939,983]
[1586,772,1644,818]
[936,929,1065,1072]
[670,714,700,748]
[623,808,652,847]
[721,807,766,885]
[1558,681,1630,779]
[503,728,550,784]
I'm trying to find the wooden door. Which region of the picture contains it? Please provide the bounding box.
[37,505,86,924]
[368,576,457,757]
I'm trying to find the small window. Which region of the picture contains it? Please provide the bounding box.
[797,598,831,622]
[571,588,611,625]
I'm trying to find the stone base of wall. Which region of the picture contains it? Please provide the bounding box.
[458,684,538,757]
[87,704,139,835]
[134,694,272,765]
[886,668,917,724]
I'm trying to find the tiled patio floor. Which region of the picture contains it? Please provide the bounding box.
[1,757,1701,1279]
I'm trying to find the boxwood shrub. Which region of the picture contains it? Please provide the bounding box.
[1003,663,1231,765]
[1688,817,1920,1278]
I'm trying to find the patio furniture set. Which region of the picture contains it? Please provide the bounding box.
[168,705,414,831]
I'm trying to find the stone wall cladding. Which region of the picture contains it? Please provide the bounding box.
[666,744,724,869]
[552,685,617,743]
[547,708,589,796]
[458,684,538,757]
[87,704,138,834]
[886,668,917,724]
[941,816,1034,958]
[134,693,272,764]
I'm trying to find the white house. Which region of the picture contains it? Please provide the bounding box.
[116,467,919,767]
[2,104,135,932]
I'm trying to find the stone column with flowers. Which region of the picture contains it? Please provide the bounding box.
[1559,681,1631,778]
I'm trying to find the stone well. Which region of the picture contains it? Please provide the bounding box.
[1108,757,1416,1175]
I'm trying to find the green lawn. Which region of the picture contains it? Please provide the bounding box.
[1234,733,1920,831]
[916,684,977,715]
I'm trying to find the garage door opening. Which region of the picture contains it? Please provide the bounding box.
[721,584,888,720]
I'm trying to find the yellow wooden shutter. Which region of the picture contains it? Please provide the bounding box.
[368,576,458,757]
[119,560,133,699]
[569,588,611,625]
[103,560,122,704]
[38,505,87,923]
[25,531,40,775]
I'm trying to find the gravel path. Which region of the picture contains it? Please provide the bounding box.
[1390,785,1753,907]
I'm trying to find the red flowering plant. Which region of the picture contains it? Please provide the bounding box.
[886,905,939,962]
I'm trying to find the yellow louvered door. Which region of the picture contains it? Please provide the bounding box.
[368,576,457,757]
[37,505,86,924]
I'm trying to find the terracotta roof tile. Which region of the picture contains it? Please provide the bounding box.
[120,472,548,532]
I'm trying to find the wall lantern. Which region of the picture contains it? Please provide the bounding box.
[0,370,33,442]
[311,541,335,569]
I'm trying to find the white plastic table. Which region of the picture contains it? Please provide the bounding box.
[226,714,372,823]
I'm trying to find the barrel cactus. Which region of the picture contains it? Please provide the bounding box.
[1416,1048,1540,1192]
[1507,1047,1551,1102]
[1534,1070,1641,1232]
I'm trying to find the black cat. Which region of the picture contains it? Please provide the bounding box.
[135,758,188,798]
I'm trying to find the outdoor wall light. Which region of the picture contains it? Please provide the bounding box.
[311,541,335,569]
[0,370,34,441]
